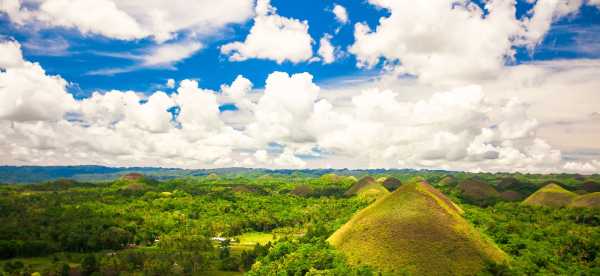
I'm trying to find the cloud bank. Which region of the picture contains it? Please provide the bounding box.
[2,39,599,172]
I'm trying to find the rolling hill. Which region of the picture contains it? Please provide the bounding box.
[569,192,600,208]
[457,179,500,205]
[328,181,508,275]
[438,175,457,186]
[522,183,577,208]
[382,177,402,191]
[344,176,390,199]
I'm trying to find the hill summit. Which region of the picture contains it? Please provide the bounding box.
[522,183,577,208]
[344,176,389,199]
[328,181,507,275]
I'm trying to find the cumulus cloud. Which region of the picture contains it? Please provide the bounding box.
[0,40,76,122]
[220,0,314,64]
[166,79,175,89]
[0,0,254,42]
[332,4,348,24]
[0,40,24,68]
[317,34,337,64]
[1,39,599,172]
[349,0,600,85]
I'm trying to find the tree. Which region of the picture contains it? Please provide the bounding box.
[81,255,98,276]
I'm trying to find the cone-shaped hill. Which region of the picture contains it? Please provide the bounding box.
[569,192,600,208]
[328,182,507,275]
[457,179,500,205]
[382,177,402,191]
[522,183,577,208]
[344,176,390,199]
[438,175,457,186]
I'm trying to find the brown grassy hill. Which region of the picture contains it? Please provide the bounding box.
[457,179,500,205]
[382,177,402,191]
[344,176,375,196]
[438,175,457,186]
[291,185,314,197]
[497,177,520,191]
[328,182,507,275]
[356,183,390,200]
[522,183,577,208]
[500,190,525,202]
[569,192,600,208]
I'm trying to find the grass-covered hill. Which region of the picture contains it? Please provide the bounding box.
[328,181,508,275]
[499,190,525,201]
[344,176,389,199]
[569,192,600,208]
[438,175,458,186]
[457,179,500,206]
[522,183,578,208]
[382,177,402,191]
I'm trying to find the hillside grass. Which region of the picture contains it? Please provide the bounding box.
[569,192,600,208]
[523,183,577,208]
[328,182,507,275]
[457,179,500,203]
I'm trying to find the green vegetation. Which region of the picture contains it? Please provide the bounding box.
[1,169,599,275]
[464,203,600,274]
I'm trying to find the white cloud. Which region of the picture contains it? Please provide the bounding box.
[141,41,203,67]
[0,40,24,68]
[247,71,320,144]
[220,0,314,64]
[254,149,269,163]
[318,34,336,64]
[332,4,348,24]
[350,0,523,85]
[166,79,175,89]
[563,160,600,173]
[520,0,585,47]
[0,40,76,122]
[274,148,306,168]
[86,40,203,75]
[1,40,600,173]
[0,0,255,42]
[348,0,600,86]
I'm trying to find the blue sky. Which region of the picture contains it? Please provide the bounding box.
[1,0,600,172]
[2,0,391,94]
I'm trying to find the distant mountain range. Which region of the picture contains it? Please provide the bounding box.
[0,165,418,184]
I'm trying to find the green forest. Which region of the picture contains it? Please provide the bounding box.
[0,170,599,275]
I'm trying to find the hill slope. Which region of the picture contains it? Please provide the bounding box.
[457,179,500,205]
[382,177,402,191]
[344,176,390,199]
[522,183,577,208]
[328,182,507,275]
[569,192,600,208]
[344,176,375,196]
